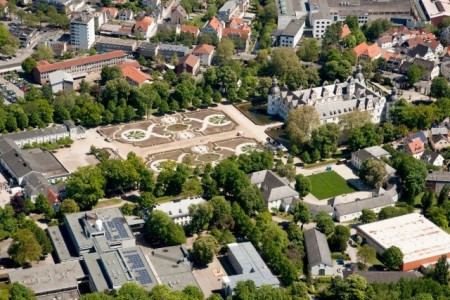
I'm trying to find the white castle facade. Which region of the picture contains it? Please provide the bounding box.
[267,66,388,124]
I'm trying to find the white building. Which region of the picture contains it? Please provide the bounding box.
[276,19,305,48]
[192,44,215,66]
[304,228,333,276]
[70,14,95,50]
[217,0,240,22]
[48,70,74,94]
[267,66,387,124]
[152,197,206,226]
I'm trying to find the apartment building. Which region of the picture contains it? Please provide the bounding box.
[95,36,138,56]
[33,51,127,84]
[70,14,95,50]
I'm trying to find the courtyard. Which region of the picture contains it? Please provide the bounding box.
[307,171,357,200]
[99,110,236,147]
[147,137,262,171]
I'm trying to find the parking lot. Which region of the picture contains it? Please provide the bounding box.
[0,73,28,103]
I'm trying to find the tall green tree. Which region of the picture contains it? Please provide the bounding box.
[314,211,335,236]
[145,211,186,246]
[382,246,403,271]
[8,229,42,266]
[294,174,311,197]
[189,202,213,234]
[66,166,106,210]
[432,255,449,285]
[286,106,320,148]
[359,158,388,188]
[192,234,219,266]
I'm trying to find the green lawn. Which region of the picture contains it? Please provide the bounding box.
[94,198,122,209]
[307,171,356,200]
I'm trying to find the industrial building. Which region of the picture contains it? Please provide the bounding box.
[357,213,450,271]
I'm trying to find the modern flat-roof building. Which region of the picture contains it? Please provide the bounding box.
[33,50,126,84]
[148,245,200,290]
[217,0,240,22]
[304,228,333,276]
[357,213,450,271]
[8,261,86,298]
[153,197,206,226]
[48,70,74,94]
[95,36,138,56]
[222,242,279,296]
[70,14,96,50]
[83,246,157,292]
[274,18,305,48]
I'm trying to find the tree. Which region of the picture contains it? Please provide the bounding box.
[214,38,234,65]
[189,202,213,234]
[138,192,156,211]
[438,184,450,205]
[10,283,36,300]
[311,123,340,158]
[66,166,106,210]
[297,38,319,62]
[21,57,37,74]
[314,211,335,236]
[407,64,424,86]
[329,225,351,253]
[209,196,233,229]
[34,194,49,214]
[183,286,204,300]
[139,169,155,193]
[421,191,436,212]
[8,229,42,266]
[32,45,54,61]
[430,77,449,98]
[101,65,123,84]
[60,199,80,215]
[359,158,387,188]
[357,244,376,268]
[287,281,309,300]
[117,282,149,300]
[382,246,403,270]
[345,15,359,31]
[286,106,320,148]
[192,234,219,266]
[323,22,343,46]
[393,154,428,203]
[233,280,256,300]
[432,255,449,285]
[291,202,310,228]
[359,209,377,224]
[0,23,19,56]
[145,210,186,246]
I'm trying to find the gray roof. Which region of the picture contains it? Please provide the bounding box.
[5,125,69,142]
[83,247,157,291]
[280,19,305,37]
[334,189,396,217]
[305,202,334,217]
[23,172,50,197]
[343,270,423,284]
[421,149,442,164]
[139,42,159,51]
[249,170,299,203]
[148,245,200,290]
[96,36,138,46]
[426,171,450,183]
[225,242,280,290]
[431,127,449,136]
[218,0,238,13]
[8,260,85,296]
[160,43,189,52]
[65,208,135,254]
[48,225,73,262]
[304,228,333,267]
[48,70,73,85]
[358,146,390,159]
[409,131,428,143]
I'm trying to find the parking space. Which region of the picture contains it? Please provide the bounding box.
[0,74,27,104]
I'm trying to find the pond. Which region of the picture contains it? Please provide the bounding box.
[235,102,283,125]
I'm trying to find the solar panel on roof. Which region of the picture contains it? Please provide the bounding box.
[136,269,152,285]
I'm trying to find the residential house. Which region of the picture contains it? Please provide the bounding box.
[431,127,449,136]
[353,42,382,61]
[192,44,215,66]
[48,70,73,94]
[222,27,250,51]
[275,18,305,48]
[426,171,450,194]
[406,131,428,144]
[118,9,134,21]
[351,146,396,175]
[119,62,153,86]
[441,25,450,45]
[171,5,187,24]
[341,24,351,38]
[401,58,439,80]
[152,197,206,225]
[98,7,118,19]
[181,25,200,38]
[159,44,189,60]
[229,18,245,29]
[376,36,398,49]
[430,134,450,150]
[404,138,425,159]
[133,16,156,38]
[176,54,200,75]
[408,44,436,61]
[201,17,223,40]
[248,170,299,212]
[217,0,240,22]
[304,229,333,276]
[421,149,445,167]
[142,0,159,7]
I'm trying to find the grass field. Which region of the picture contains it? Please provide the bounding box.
[308,171,356,200]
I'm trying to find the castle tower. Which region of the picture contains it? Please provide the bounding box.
[267,77,281,116]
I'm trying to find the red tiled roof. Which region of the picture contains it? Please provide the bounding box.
[118,61,141,68]
[341,24,351,38]
[179,54,200,68]
[407,138,425,154]
[100,7,118,16]
[135,16,154,33]
[222,27,248,38]
[193,44,214,54]
[0,0,8,6]
[206,17,223,32]
[35,51,126,73]
[181,25,200,36]
[121,65,153,85]
[229,18,244,28]
[37,60,51,66]
[353,42,381,58]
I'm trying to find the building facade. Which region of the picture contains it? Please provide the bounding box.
[267,66,387,124]
[70,14,95,50]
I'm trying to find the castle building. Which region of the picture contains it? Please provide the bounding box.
[267,66,387,124]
